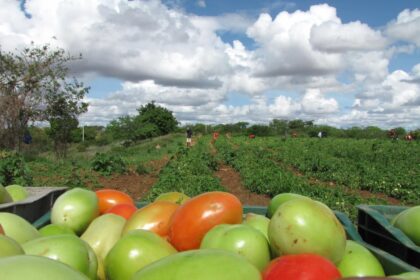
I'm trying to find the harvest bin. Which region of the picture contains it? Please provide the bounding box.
[32,202,419,275]
[0,187,68,223]
[357,204,420,268]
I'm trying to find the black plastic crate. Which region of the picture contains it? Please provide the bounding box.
[0,187,68,223]
[357,204,420,268]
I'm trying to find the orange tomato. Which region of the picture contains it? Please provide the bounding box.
[168,191,243,251]
[95,189,135,214]
[122,201,180,238]
[105,203,138,220]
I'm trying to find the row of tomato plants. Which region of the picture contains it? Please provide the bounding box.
[144,140,224,201]
[235,137,419,205]
[214,136,386,220]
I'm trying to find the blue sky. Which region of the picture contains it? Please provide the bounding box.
[7,0,420,128]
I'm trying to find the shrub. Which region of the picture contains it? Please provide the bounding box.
[0,151,33,186]
[91,153,127,176]
[136,163,150,175]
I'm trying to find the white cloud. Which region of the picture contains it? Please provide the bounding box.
[1,1,419,129]
[386,9,420,46]
[310,21,388,52]
[197,0,206,8]
[246,4,344,77]
[301,88,339,114]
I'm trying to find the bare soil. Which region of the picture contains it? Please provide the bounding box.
[94,157,169,200]
[214,164,271,206]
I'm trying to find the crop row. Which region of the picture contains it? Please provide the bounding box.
[214,137,386,219]
[235,137,419,205]
[145,140,224,201]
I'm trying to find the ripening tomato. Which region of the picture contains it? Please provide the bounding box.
[122,201,180,238]
[95,189,135,214]
[168,191,243,251]
[106,203,138,220]
[263,254,342,280]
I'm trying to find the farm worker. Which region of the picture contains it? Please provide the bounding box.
[213,132,219,141]
[318,131,323,138]
[186,127,193,147]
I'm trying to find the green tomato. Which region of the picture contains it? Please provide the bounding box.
[51,188,99,235]
[243,213,270,241]
[5,184,28,202]
[267,193,307,218]
[39,224,76,237]
[132,249,262,280]
[105,229,177,280]
[200,224,270,271]
[0,212,41,244]
[0,255,89,280]
[390,272,420,279]
[0,184,13,204]
[268,198,346,264]
[81,213,126,280]
[154,192,190,204]
[393,206,420,246]
[22,234,97,279]
[337,240,385,277]
[0,235,24,257]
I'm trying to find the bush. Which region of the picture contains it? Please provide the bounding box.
[0,151,33,186]
[76,142,89,152]
[136,163,150,175]
[91,153,127,176]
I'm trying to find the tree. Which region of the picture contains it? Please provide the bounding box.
[136,102,178,135]
[46,91,88,158]
[269,119,288,137]
[105,102,178,144]
[0,43,89,153]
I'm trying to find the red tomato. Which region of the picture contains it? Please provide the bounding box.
[263,254,342,280]
[122,201,180,238]
[105,203,137,220]
[168,191,243,251]
[95,189,135,214]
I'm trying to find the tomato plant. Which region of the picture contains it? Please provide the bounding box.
[95,189,135,214]
[168,191,243,251]
[106,203,137,220]
[263,254,342,280]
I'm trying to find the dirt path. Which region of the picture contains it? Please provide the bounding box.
[210,139,271,206]
[94,156,169,200]
[214,164,271,206]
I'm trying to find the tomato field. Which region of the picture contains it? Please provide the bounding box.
[11,133,417,221]
[1,133,420,279]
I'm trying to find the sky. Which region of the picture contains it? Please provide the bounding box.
[2,0,420,129]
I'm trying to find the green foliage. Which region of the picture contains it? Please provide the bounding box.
[135,163,150,175]
[0,43,88,152]
[0,151,33,186]
[215,137,387,220]
[105,102,178,143]
[145,139,224,201]
[137,102,178,135]
[91,153,127,176]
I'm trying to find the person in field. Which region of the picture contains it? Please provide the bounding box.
[186,127,193,147]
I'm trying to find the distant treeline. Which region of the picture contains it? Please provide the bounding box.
[184,120,419,140]
[25,118,418,155]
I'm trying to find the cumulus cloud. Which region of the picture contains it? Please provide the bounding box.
[310,21,388,52]
[1,1,419,128]
[3,0,230,89]
[301,89,339,114]
[386,9,420,46]
[246,4,344,77]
